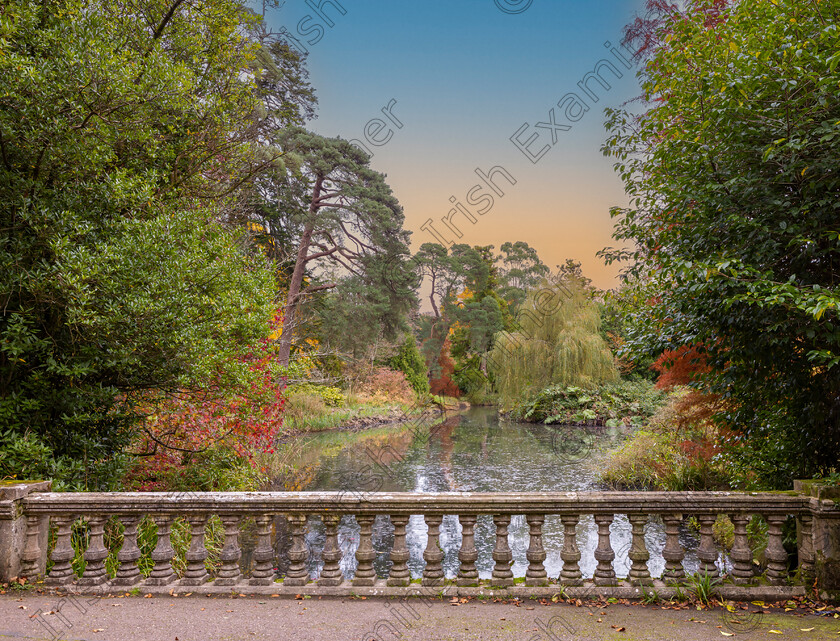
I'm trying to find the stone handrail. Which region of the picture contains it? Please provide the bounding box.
[20,490,813,515]
[1,483,838,599]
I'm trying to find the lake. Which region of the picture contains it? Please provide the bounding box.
[272,406,709,582]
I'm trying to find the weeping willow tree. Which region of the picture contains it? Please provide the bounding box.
[488,279,618,404]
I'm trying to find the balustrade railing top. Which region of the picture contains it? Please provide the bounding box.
[21,490,812,515]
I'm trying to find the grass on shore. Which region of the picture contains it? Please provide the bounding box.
[282,388,414,433]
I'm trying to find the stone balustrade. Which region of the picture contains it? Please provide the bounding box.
[1,483,838,599]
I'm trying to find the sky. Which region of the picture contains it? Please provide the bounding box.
[262,0,647,290]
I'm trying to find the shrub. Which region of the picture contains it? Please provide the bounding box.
[0,431,130,491]
[599,388,731,490]
[510,379,665,426]
[358,367,415,404]
[286,384,344,407]
[390,334,430,396]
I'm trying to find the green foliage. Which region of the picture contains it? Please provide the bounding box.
[597,283,659,380]
[496,241,550,312]
[283,392,328,431]
[287,384,345,407]
[0,0,279,488]
[55,514,226,580]
[389,334,430,396]
[602,0,840,485]
[0,431,130,491]
[641,588,661,605]
[686,570,721,606]
[511,379,664,425]
[489,280,619,405]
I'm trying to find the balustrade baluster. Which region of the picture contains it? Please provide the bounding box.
[318,514,343,586]
[559,515,582,585]
[696,514,720,579]
[525,515,547,586]
[491,515,513,587]
[78,516,109,586]
[422,515,444,587]
[179,515,209,586]
[45,516,75,585]
[457,515,478,586]
[249,514,275,585]
[215,515,243,586]
[352,515,376,586]
[593,514,616,586]
[387,516,410,586]
[729,514,753,584]
[661,514,685,584]
[627,514,652,585]
[798,513,815,584]
[765,514,788,585]
[113,516,142,586]
[284,514,309,587]
[19,515,43,580]
[147,515,176,585]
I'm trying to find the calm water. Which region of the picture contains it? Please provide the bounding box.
[272,407,708,581]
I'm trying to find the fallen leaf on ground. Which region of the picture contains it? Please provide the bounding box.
[720,633,734,637]
[801,628,814,632]
[769,630,783,634]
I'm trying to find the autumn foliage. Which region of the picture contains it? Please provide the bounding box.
[651,344,711,390]
[429,339,460,398]
[128,311,286,490]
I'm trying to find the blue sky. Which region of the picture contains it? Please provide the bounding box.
[262,0,647,289]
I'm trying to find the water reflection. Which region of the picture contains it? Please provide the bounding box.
[277,407,714,581]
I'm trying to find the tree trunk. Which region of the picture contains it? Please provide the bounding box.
[277,177,323,367]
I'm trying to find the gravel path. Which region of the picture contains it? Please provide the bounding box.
[1,593,837,641]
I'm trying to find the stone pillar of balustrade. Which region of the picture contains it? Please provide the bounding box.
[457,515,479,587]
[0,481,51,583]
[491,515,514,587]
[387,516,410,586]
[795,480,840,592]
[559,515,582,585]
[525,515,548,586]
[422,515,445,587]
